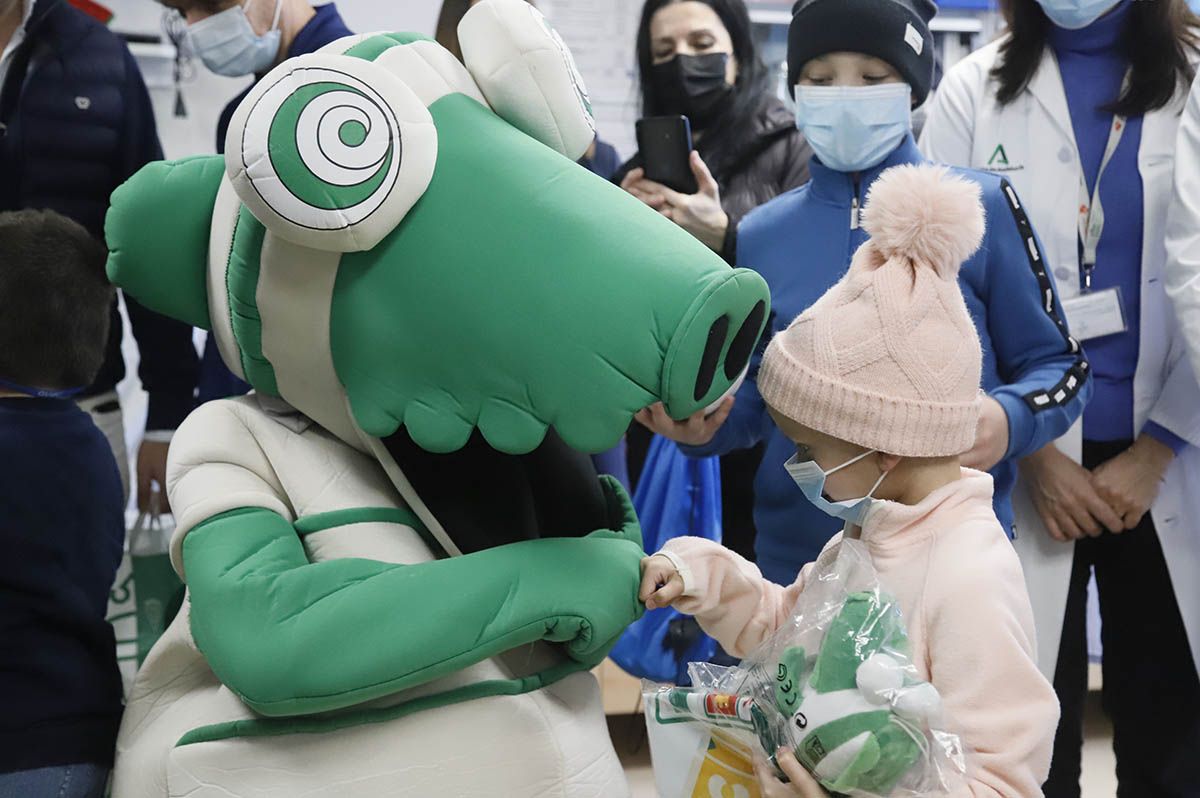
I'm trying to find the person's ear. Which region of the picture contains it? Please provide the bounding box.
[877,452,903,473]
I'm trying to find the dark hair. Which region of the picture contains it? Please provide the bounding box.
[0,210,113,391]
[435,0,474,62]
[635,0,772,175]
[992,0,1199,115]
[437,0,538,63]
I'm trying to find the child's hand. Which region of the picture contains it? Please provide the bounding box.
[638,555,684,610]
[753,750,830,798]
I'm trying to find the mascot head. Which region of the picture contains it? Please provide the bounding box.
[105,0,769,548]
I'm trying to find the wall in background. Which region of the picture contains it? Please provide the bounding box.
[106,0,641,160]
[540,0,640,159]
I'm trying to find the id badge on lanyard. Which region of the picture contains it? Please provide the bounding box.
[1060,108,1131,342]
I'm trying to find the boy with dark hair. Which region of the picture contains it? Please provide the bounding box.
[0,209,125,798]
[1,0,200,515]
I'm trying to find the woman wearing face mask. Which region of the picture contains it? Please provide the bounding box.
[162,0,352,403]
[639,0,1089,599]
[922,1,1200,794]
[617,0,811,262]
[620,0,811,581]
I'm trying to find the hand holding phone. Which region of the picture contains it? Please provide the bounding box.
[635,115,699,194]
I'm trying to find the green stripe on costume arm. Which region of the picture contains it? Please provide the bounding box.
[182,488,644,718]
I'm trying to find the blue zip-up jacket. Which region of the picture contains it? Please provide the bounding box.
[0,0,198,429]
[685,135,1092,585]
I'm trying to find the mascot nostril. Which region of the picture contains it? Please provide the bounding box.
[100,1,770,795]
[694,316,731,402]
[683,295,770,410]
[726,300,767,381]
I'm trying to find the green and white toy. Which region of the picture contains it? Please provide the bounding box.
[101,1,769,795]
[646,587,946,797]
[771,592,942,795]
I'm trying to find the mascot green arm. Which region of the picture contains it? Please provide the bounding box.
[183,477,644,718]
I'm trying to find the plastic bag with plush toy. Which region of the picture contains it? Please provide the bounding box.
[643,539,967,798]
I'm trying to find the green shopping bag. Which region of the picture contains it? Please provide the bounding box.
[106,490,184,694]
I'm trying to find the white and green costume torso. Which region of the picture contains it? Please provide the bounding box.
[115,397,624,797]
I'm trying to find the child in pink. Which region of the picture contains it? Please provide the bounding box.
[641,165,1059,798]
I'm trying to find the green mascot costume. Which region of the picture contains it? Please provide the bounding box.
[102,1,769,795]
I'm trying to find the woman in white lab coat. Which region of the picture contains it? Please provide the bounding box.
[1166,75,1200,394]
[921,1,1200,796]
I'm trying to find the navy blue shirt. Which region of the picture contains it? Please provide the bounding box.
[581,138,621,180]
[1051,0,1183,451]
[0,398,124,772]
[202,3,354,403]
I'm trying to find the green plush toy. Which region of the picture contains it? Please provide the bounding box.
[771,591,943,795]
[648,590,944,796]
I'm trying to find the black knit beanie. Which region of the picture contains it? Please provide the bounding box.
[787,0,938,106]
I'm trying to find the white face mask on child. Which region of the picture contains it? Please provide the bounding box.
[785,449,889,527]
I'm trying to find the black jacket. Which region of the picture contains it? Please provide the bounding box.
[615,97,812,264]
[0,0,197,429]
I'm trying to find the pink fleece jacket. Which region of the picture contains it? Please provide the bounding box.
[658,469,1059,798]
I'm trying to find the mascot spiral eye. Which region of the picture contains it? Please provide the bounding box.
[239,66,402,231]
[225,52,438,253]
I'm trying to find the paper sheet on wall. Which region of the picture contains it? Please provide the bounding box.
[542,0,641,160]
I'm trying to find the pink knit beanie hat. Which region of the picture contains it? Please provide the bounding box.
[758,164,986,458]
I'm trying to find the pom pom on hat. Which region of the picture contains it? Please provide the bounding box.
[756,163,985,458]
[860,164,985,279]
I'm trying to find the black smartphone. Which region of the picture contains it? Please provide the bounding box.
[635,115,698,194]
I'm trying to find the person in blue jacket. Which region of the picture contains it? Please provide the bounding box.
[637,0,1092,588]
[160,0,354,403]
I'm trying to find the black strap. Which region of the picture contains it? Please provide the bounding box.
[997,178,1091,413]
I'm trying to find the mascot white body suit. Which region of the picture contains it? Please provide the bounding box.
[102,3,770,795]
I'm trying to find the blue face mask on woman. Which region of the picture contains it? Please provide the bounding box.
[784,448,890,527]
[188,0,283,78]
[794,83,912,174]
[1034,0,1122,30]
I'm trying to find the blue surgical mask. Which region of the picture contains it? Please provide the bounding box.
[794,84,912,174]
[784,449,890,527]
[188,0,282,78]
[1034,0,1122,30]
